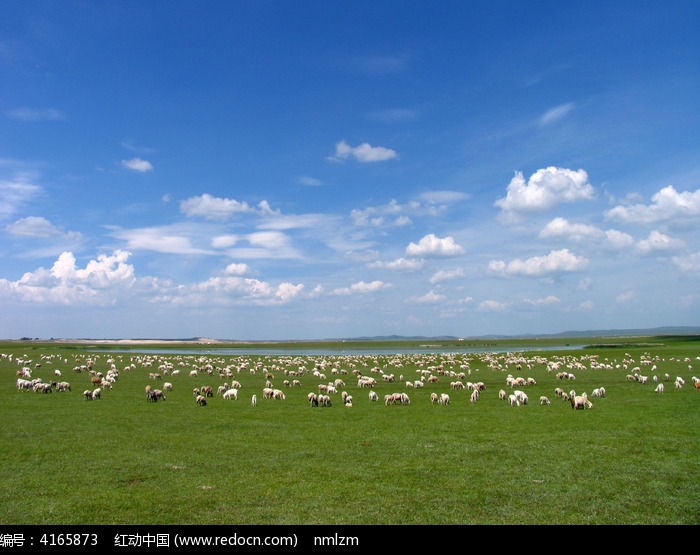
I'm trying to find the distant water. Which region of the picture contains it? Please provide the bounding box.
[96,344,584,357]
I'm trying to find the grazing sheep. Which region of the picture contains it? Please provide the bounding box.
[539,396,551,406]
[195,394,207,406]
[498,389,507,400]
[369,391,379,402]
[223,388,238,400]
[655,383,664,394]
[508,394,520,407]
[430,392,439,405]
[83,389,93,400]
[571,393,592,410]
[308,392,319,407]
[251,394,257,407]
[262,387,275,399]
[163,382,173,392]
[91,388,102,400]
[470,389,479,403]
[439,393,450,406]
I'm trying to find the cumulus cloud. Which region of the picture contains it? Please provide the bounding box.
[180,193,255,220]
[539,102,574,126]
[332,280,390,295]
[368,257,424,271]
[489,248,588,276]
[539,217,603,241]
[406,234,464,257]
[430,268,464,284]
[160,275,304,306]
[223,263,250,276]
[605,185,700,224]
[495,167,595,217]
[121,157,153,172]
[0,250,135,305]
[673,251,700,272]
[539,217,635,249]
[605,229,635,248]
[0,177,41,219]
[636,230,684,254]
[328,140,397,163]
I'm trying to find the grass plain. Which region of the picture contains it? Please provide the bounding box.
[1,335,698,525]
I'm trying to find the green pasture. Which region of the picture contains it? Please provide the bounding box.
[1,337,698,524]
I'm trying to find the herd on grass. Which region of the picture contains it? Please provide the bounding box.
[6,350,700,411]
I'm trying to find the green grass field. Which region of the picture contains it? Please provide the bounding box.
[1,336,698,525]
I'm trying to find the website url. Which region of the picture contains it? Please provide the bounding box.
[174,533,297,547]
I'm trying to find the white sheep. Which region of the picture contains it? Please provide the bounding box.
[223,388,238,400]
[439,393,450,406]
[368,391,379,402]
[508,394,520,407]
[539,396,551,406]
[655,383,664,394]
[498,389,507,400]
[251,394,257,407]
[430,392,439,405]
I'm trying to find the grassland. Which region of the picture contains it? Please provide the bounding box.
[1,335,698,525]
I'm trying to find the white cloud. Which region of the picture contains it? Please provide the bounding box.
[605,185,700,224]
[332,280,390,295]
[406,234,464,257]
[539,217,635,249]
[410,290,447,303]
[298,175,323,186]
[368,257,424,271]
[479,300,508,312]
[328,140,397,163]
[6,107,66,122]
[0,250,135,305]
[223,263,250,276]
[495,167,595,216]
[539,102,574,126]
[430,268,464,284]
[121,157,153,172]
[539,217,603,241]
[0,177,41,219]
[6,216,72,238]
[489,248,588,276]
[636,230,684,253]
[673,251,700,272]
[605,229,635,248]
[180,193,255,220]
[616,290,635,304]
[212,235,237,249]
[524,295,560,306]
[109,226,214,255]
[166,275,304,306]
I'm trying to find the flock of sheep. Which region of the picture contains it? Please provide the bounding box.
[6,349,699,415]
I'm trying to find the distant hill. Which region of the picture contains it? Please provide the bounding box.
[340,326,700,342]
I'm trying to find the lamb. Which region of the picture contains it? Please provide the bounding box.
[508,394,520,407]
[498,389,507,400]
[195,394,207,406]
[308,392,319,407]
[430,392,439,404]
[655,383,664,394]
[539,396,551,406]
[470,389,479,403]
[251,394,257,407]
[439,393,450,406]
[223,388,238,400]
[369,391,379,402]
[163,382,173,392]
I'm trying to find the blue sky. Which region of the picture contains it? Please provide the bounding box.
[1,0,699,340]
